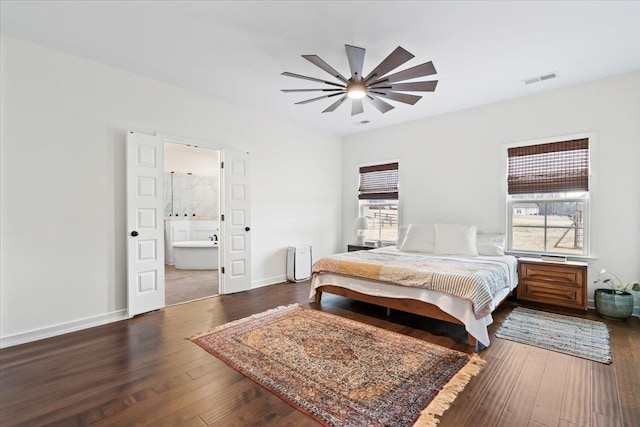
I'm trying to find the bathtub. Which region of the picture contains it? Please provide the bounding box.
[172,241,219,270]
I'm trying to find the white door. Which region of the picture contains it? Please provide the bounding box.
[220,149,252,294]
[126,131,165,316]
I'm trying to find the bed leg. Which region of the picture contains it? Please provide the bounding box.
[467,334,477,348]
[315,291,322,304]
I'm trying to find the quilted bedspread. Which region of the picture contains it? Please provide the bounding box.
[312,251,511,318]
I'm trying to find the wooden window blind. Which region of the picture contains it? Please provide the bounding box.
[359,162,399,200]
[507,139,589,195]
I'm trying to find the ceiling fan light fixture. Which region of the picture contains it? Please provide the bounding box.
[347,82,366,99]
[282,45,438,115]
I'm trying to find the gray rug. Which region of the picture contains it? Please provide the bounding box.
[495,307,612,364]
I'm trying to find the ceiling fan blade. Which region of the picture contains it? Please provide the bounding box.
[295,92,345,105]
[351,99,364,116]
[365,94,395,114]
[345,45,366,81]
[370,61,437,85]
[363,46,414,83]
[302,55,349,84]
[370,81,438,92]
[322,95,348,113]
[371,91,422,105]
[282,72,345,88]
[390,81,438,92]
[281,88,344,93]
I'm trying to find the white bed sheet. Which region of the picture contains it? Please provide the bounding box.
[309,247,518,347]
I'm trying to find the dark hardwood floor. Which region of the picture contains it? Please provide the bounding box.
[1,281,638,426]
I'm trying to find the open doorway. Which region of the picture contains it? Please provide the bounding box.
[163,140,220,305]
[126,131,252,317]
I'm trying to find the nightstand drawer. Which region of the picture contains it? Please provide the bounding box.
[520,279,585,309]
[520,264,584,285]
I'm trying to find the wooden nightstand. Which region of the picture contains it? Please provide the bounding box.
[347,244,377,252]
[517,257,588,311]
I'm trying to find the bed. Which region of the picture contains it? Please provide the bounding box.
[309,227,518,348]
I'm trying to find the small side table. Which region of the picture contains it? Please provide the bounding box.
[517,257,588,311]
[347,244,377,252]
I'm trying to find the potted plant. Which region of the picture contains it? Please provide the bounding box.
[593,269,640,320]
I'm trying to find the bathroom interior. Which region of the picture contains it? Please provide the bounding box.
[164,141,220,305]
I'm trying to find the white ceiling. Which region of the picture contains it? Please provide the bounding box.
[2,1,639,136]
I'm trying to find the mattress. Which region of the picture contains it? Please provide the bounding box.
[310,247,518,347]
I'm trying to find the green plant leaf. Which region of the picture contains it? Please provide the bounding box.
[631,282,640,292]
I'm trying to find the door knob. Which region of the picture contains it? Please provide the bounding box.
[245,227,251,232]
[131,231,139,237]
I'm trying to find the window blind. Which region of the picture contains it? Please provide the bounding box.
[359,162,399,200]
[507,139,589,195]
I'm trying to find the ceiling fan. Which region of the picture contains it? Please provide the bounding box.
[281,44,438,116]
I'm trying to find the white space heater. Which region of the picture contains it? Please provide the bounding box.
[287,245,312,282]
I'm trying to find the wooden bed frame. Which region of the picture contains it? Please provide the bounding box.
[314,284,512,348]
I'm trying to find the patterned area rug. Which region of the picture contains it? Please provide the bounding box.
[495,307,612,364]
[191,304,484,427]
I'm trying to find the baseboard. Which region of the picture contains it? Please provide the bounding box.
[2,294,635,349]
[0,309,128,349]
[252,275,287,289]
[1,277,291,348]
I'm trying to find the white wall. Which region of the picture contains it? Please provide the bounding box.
[164,142,219,176]
[343,71,640,311]
[3,33,637,346]
[0,36,342,344]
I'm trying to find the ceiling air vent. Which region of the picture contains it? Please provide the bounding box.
[524,72,558,85]
[360,120,370,124]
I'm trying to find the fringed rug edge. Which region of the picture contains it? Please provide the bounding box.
[187,303,300,341]
[413,353,486,427]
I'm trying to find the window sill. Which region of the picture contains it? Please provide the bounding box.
[505,250,597,262]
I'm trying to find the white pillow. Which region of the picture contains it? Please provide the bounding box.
[399,224,435,253]
[433,224,478,256]
[477,234,506,256]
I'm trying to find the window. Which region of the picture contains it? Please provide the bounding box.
[358,162,398,244]
[507,138,590,256]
